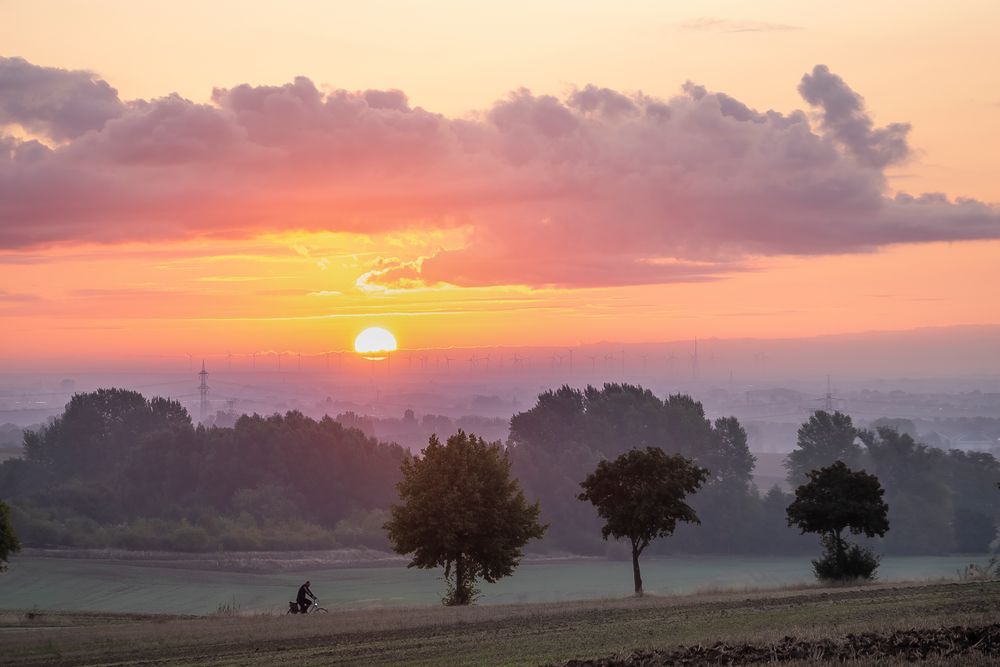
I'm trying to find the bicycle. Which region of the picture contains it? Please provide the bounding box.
[287,598,328,614]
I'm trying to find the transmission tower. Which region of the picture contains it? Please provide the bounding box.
[198,360,210,421]
[824,374,834,412]
[691,338,700,382]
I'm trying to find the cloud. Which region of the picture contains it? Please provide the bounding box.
[676,18,803,33]
[0,56,124,141]
[0,57,998,289]
[798,65,910,168]
[0,289,40,302]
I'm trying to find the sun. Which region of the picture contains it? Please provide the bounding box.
[354,327,398,360]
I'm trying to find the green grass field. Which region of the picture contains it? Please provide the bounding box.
[1,580,997,666]
[0,553,983,614]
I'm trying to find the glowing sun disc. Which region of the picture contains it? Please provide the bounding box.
[354,327,398,359]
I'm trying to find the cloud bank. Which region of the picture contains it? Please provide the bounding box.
[1,57,998,288]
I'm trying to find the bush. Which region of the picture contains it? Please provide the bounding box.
[812,534,881,581]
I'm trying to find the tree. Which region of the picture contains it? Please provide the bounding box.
[0,499,21,571]
[578,448,708,595]
[509,384,755,555]
[384,431,546,605]
[786,411,862,486]
[786,461,889,581]
[859,427,951,554]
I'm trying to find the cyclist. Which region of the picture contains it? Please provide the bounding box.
[296,580,317,613]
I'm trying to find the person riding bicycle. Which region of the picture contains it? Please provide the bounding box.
[296,580,317,613]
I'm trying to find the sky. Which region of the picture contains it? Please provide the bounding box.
[1,0,999,370]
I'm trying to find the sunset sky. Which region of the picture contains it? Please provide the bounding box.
[1,1,998,369]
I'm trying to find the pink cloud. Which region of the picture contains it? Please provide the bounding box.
[1,58,998,288]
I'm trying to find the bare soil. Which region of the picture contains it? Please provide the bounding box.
[561,624,999,665]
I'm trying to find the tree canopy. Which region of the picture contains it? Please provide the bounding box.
[579,447,707,595]
[784,411,1000,555]
[0,390,407,551]
[509,384,761,555]
[785,411,862,486]
[384,431,546,605]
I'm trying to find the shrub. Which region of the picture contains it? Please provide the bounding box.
[812,534,881,581]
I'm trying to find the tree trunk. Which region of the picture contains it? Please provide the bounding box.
[455,553,467,605]
[631,541,643,597]
[834,529,846,570]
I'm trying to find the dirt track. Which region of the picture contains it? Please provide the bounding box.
[1,580,998,666]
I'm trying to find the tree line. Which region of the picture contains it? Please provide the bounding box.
[0,385,997,575]
[0,389,406,552]
[509,385,999,557]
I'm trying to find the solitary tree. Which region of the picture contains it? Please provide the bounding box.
[384,431,546,605]
[579,448,708,596]
[786,461,889,581]
[0,499,21,572]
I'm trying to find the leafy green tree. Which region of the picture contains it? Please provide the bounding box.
[0,499,21,571]
[786,411,862,486]
[786,461,889,581]
[579,448,708,595]
[384,431,546,605]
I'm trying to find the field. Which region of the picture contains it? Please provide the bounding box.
[1,580,997,666]
[0,553,984,614]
